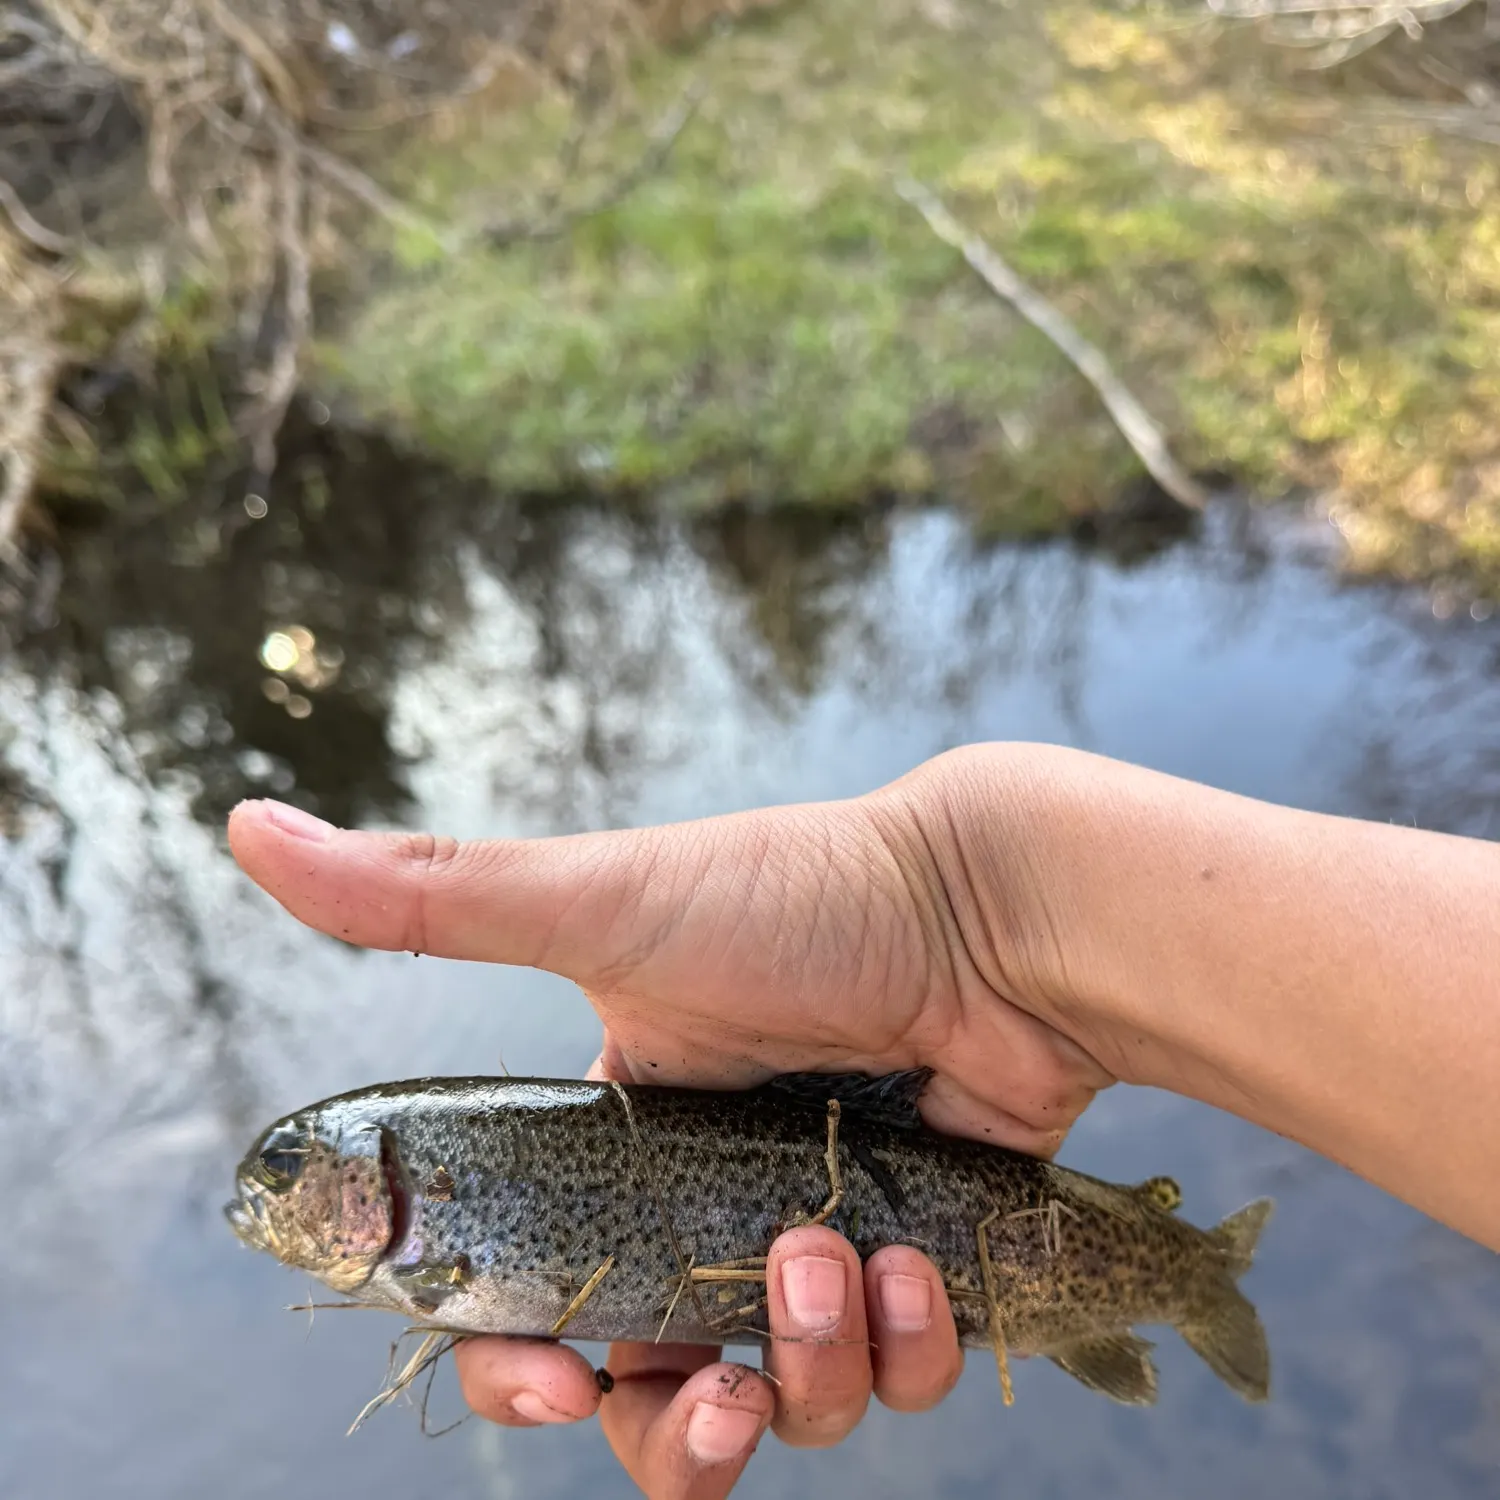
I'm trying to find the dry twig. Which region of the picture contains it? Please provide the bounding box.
[975,1208,1015,1406]
[691,1264,770,1283]
[1006,1196,1081,1258]
[655,1253,696,1343]
[611,1080,713,1331]
[550,1252,616,1336]
[896,178,1209,512]
[483,80,705,247]
[346,1328,461,1436]
[0,179,74,257]
[786,1098,844,1229]
[0,337,64,559]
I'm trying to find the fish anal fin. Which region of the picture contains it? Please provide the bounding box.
[1046,1332,1159,1406]
[764,1068,934,1130]
[1180,1285,1271,1403]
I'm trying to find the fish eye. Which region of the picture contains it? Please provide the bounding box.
[256,1148,308,1189]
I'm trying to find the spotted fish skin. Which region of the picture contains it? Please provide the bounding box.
[226,1071,1273,1406]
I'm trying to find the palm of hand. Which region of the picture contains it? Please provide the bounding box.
[556,800,1106,1156]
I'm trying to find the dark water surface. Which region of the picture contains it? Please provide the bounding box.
[3,452,1498,1500]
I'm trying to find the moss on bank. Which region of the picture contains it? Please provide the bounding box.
[322,0,1500,590]
[322,0,1137,533]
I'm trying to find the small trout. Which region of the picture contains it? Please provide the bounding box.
[226,1069,1272,1406]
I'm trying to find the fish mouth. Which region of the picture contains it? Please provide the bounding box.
[224,1187,270,1251]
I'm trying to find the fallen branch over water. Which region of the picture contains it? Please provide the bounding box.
[896,178,1208,512]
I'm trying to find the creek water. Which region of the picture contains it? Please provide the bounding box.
[2,446,1497,1499]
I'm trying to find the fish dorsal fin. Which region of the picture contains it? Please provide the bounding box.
[1135,1175,1183,1212]
[764,1068,934,1130]
[1211,1198,1275,1276]
[1051,1167,1153,1225]
[1046,1332,1159,1406]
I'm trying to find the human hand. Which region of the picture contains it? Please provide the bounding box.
[228,744,1113,1495]
[449,1216,965,1498]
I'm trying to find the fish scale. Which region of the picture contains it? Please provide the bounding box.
[226,1070,1274,1406]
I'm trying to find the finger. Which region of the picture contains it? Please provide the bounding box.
[228,796,687,975]
[764,1225,872,1447]
[863,1245,964,1412]
[601,1343,773,1500]
[585,1031,634,1084]
[454,1337,603,1427]
[598,1341,720,1471]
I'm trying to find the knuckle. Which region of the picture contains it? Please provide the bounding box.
[391,831,464,875]
[876,1340,964,1413]
[387,832,501,956]
[773,1401,867,1449]
[768,1359,871,1441]
[879,1363,962,1414]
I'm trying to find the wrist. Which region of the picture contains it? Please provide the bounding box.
[904,742,1500,1250]
[905,742,1240,1092]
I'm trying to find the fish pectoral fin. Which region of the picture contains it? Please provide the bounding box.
[1045,1332,1159,1406]
[763,1068,934,1130]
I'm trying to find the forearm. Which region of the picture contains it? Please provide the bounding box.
[969,746,1500,1250]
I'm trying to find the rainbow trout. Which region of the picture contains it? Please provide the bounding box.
[225,1069,1273,1406]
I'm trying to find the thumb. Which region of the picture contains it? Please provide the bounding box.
[227,797,740,984]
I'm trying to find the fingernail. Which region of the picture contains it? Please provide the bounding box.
[257,800,333,843]
[877,1273,932,1333]
[685,1402,763,1465]
[511,1390,573,1424]
[781,1255,847,1333]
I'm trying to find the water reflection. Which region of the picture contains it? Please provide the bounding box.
[2,439,1498,1500]
[17,419,486,830]
[10,413,1222,836]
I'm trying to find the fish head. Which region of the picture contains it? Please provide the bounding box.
[224,1106,399,1293]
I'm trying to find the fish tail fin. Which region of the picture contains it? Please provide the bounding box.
[1179,1283,1271,1403]
[1178,1198,1275,1403]
[1211,1197,1275,1278]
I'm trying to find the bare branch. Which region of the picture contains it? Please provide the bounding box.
[0,179,74,256]
[0,340,65,559]
[483,81,705,248]
[896,178,1209,512]
[1205,0,1485,67]
[236,104,311,482]
[300,138,457,249]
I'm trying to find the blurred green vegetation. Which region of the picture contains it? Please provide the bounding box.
[39,272,246,513]
[320,0,1126,533]
[317,0,1500,589]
